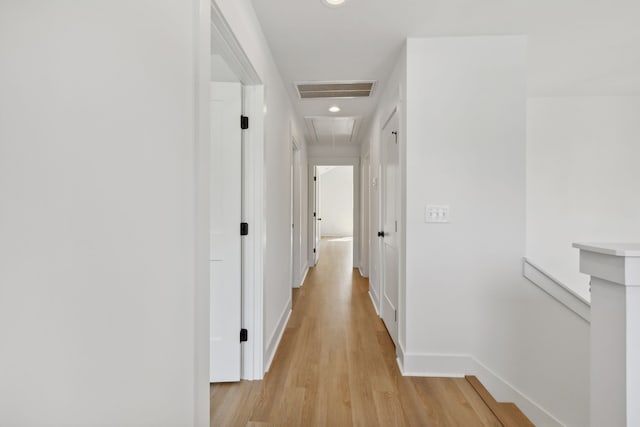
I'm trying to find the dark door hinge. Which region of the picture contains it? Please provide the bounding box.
[240,222,249,236]
[240,328,248,342]
[313,248,316,253]
[313,176,317,181]
[240,115,249,130]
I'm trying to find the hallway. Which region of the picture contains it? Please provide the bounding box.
[210,238,502,426]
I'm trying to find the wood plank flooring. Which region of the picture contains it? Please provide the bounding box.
[211,238,503,427]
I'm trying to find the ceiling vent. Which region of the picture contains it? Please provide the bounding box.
[296,81,375,99]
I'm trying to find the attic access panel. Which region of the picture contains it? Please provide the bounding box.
[306,116,357,145]
[296,81,376,99]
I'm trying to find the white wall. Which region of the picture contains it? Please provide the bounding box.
[319,166,353,237]
[379,36,590,426]
[527,96,640,301]
[404,34,525,365]
[308,143,361,159]
[0,2,205,424]
[212,0,308,369]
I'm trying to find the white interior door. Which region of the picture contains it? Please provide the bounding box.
[380,111,400,346]
[313,166,321,265]
[210,82,242,382]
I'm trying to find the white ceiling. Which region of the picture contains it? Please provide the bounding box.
[251,0,640,146]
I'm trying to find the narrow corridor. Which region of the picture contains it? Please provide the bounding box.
[210,238,501,426]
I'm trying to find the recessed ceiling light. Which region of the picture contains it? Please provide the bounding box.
[322,0,346,8]
[329,106,341,113]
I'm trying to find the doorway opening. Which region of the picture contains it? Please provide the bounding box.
[290,140,306,289]
[207,2,265,387]
[309,160,360,270]
[318,165,354,243]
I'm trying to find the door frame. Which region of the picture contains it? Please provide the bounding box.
[196,3,266,404]
[290,138,303,288]
[308,157,361,269]
[309,165,321,266]
[359,153,370,278]
[375,103,405,361]
[379,108,400,346]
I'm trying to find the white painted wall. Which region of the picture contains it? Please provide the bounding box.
[212,0,308,370]
[319,166,353,237]
[0,2,206,424]
[527,96,640,301]
[308,143,361,159]
[404,35,525,369]
[360,36,589,426]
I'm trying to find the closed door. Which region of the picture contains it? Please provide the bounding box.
[380,111,399,346]
[209,82,242,382]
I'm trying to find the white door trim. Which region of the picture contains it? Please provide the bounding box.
[308,157,361,269]
[291,139,303,288]
[308,165,320,266]
[360,153,370,278]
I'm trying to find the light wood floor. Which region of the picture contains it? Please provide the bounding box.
[210,238,502,426]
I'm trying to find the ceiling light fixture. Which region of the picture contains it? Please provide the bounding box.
[322,0,346,8]
[329,106,341,113]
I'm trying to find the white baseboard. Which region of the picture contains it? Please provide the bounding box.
[368,289,379,315]
[263,299,292,373]
[358,266,369,278]
[472,358,563,427]
[396,342,406,373]
[397,352,564,427]
[294,266,309,288]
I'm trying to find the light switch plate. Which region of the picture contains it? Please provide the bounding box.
[425,204,450,223]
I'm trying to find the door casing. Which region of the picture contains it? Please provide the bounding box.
[206,3,265,383]
[380,109,400,347]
